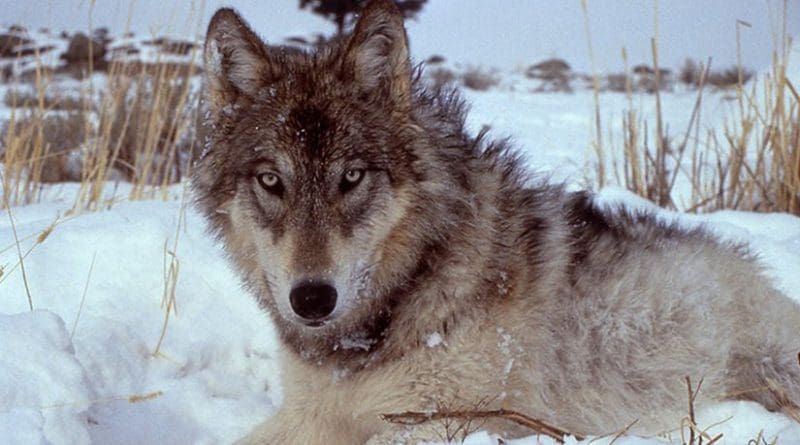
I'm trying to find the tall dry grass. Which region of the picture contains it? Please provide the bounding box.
[594,2,799,216]
[74,59,201,210]
[1,44,201,212]
[690,35,799,214]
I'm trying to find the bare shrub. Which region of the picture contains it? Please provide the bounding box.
[425,54,445,65]
[60,32,108,75]
[525,58,571,79]
[629,66,674,94]
[707,66,754,89]
[679,58,700,86]
[426,67,457,89]
[605,73,629,93]
[0,33,33,58]
[526,58,573,93]
[461,66,500,91]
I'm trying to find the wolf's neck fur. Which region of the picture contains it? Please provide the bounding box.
[371,180,573,364]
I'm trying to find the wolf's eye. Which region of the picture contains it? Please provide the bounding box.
[256,172,284,197]
[340,169,365,193]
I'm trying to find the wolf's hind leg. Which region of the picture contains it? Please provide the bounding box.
[725,346,800,412]
[724,293,800,415]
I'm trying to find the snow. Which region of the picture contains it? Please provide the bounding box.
[0,310,92,444]
[426,332,443,348]
[1,192,283,444]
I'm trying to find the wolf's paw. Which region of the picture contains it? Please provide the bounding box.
[365,424,447,445]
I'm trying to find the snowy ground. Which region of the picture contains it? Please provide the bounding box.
[2,80,800,445]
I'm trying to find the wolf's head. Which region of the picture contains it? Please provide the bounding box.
[193,0,475,359]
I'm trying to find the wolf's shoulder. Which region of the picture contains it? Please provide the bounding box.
[563,191,713,243]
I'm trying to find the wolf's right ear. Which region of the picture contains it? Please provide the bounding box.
[204,8,274,110]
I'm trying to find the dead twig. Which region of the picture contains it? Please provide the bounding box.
[381,408,583,443]
[682,376,724,445]
[686,376,700,445]
[608,419,639,445]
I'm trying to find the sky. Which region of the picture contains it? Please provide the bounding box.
[1,0,797,73]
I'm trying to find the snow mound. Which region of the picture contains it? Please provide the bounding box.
[0,310,92,444]
[1,191,282,444]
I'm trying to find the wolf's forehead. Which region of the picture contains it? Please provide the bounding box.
[269,96,358,163]
[283,103,333,156]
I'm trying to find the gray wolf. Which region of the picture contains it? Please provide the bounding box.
[192,1,800,443]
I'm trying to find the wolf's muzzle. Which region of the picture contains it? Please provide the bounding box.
[289,281,337,324]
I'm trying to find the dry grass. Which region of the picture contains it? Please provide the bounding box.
[380,375,771,443]
[688,52,799,214]
[0,213,71,316]
[3,203,33,310]
[72,58,201,210]
[1,48,200,212]
[1,111,86,184]
[382,406,584,443]
[70,250,97,339]
[581,0,606,188]
[679,377,724,445]
[606,54,709,211]
[152,184,189,357]
[3,88,84,110]
[595,2,799,216]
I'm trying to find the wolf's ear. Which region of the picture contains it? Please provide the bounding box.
[204,8,273,109]
[343,0,412,110]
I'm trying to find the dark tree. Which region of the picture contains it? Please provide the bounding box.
[299,0,427,36]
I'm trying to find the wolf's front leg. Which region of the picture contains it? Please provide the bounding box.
[235,406,363,445]
[365,422,454,445]
[233,409,293,445]
[234,407,317,444]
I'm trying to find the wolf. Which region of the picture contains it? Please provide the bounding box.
[192,1,800,443]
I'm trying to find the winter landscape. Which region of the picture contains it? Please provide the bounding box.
[1,1,800,444]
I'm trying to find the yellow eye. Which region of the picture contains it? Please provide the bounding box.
[344,169,363,184]
[261,173,279,187]
[340,168,365,193]
[256,172,284,196]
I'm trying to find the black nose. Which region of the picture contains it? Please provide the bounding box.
[289,282,337,321]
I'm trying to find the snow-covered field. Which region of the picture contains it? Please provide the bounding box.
[2,82,800,444]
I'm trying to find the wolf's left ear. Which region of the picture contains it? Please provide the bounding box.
[343,0,412,110]
[204,8,274,110]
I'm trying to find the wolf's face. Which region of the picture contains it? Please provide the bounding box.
[223,115,407,329]
[194,2,440,345]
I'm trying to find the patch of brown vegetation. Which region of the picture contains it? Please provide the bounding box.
[461,66,500,91]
